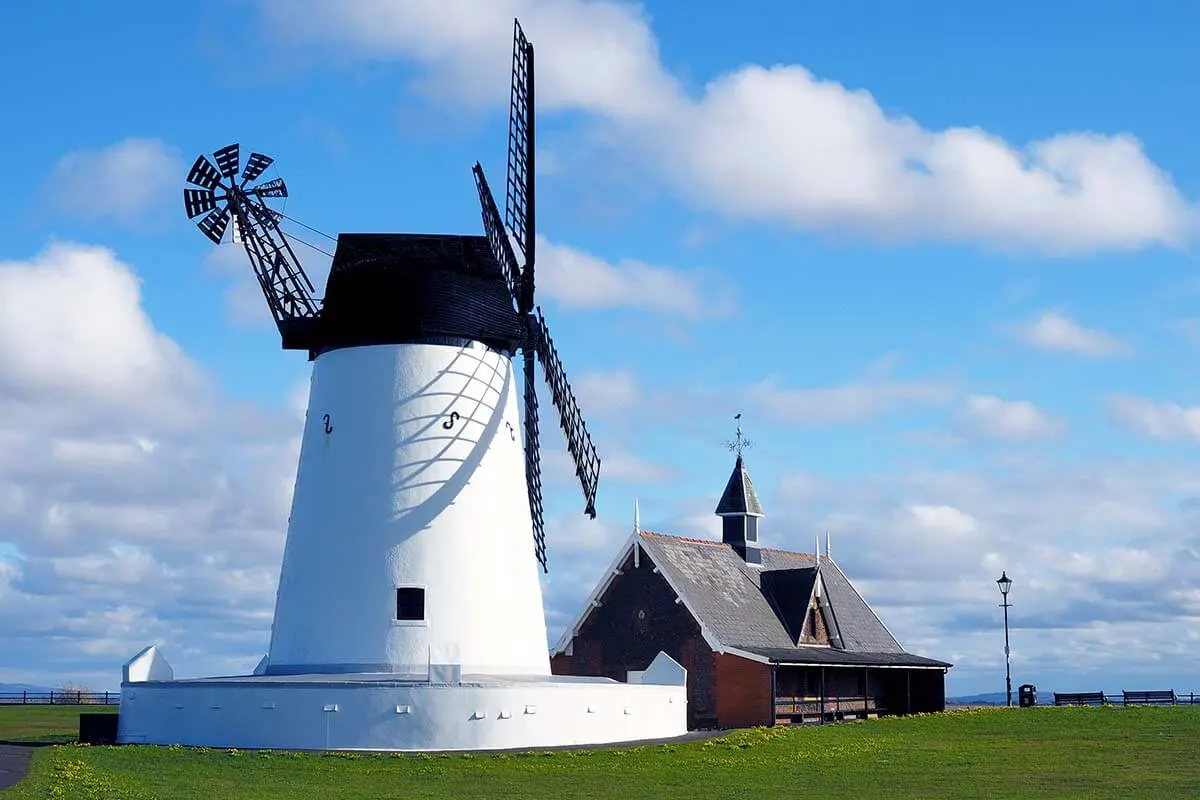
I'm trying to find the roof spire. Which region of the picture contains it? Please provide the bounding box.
[815,533,820,568]
[825,530,831,562]
[716,419,764,564]
[633,497,640,535]
[723,412,753,459]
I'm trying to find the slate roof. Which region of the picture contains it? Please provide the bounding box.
[714,456,764,516]
[634,532,950,669]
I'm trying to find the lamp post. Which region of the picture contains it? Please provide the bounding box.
[996,571,1013,708]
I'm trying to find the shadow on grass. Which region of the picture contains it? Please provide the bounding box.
[0,736,75,747]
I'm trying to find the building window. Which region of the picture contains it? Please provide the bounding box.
[745,517,759,543]
[396,587,425,621]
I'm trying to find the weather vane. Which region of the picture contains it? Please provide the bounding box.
[723,412,753,457]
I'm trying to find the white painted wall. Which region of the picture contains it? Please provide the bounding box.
[266,342,550,677]
[123,646,174,683]
[118,679,687,751]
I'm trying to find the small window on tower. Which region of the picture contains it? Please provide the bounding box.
[396,587,425,621]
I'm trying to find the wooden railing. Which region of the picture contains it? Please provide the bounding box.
[774,695,878,723]
[0,691,118,705]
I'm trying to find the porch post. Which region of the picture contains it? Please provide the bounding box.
[820,666,826,724]
[770,664,778,726]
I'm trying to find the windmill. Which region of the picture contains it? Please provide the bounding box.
[176,18,601,681]
[121,17,683,753]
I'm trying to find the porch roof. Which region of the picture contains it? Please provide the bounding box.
[743,646,951,669]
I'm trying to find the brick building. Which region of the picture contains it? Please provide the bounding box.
[550,454,951,729]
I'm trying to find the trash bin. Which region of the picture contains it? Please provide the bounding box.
[1019,684,1037,708]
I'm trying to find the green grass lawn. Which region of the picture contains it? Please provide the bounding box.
[4,706,1200,799]
[0,704,116,744]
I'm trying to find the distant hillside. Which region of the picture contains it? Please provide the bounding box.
[0,682,55,695]
[947,692,1013,706]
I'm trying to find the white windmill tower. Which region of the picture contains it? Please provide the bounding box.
[117,19,685,752]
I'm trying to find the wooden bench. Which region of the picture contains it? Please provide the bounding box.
[1123,690,1177,706]
[1053,691,1107,706]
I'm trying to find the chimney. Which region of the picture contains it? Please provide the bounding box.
[714,454,764,564]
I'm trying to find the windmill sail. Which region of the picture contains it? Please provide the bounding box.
[529,310,600,517]
[506,19,535,312]
[473,164,523,303]
[184,144,322,351]
[523,353,547,568]
[473,20,601,571]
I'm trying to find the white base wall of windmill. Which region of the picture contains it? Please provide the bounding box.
[117,649,689,751]
[267,341,551,678]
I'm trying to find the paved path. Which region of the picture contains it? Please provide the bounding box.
[0,743,40,791]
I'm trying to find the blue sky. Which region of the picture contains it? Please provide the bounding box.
[0,0,1198,696]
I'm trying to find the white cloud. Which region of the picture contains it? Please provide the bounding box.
[602,451,677,484]
[261,0,1197,253]
[0,242,298,689]
[749,376,952,426]
[0,243,208,428]
[262,0,677,117]
[573,368,643,417]
[202,244,270,327]
[907,503,980,537]
[955,395,1062,440]
[537,237,734,319]
[200,237,332,329]
[541,442,676,489]
[47,138,183,225]
[574,363,952,427]
[763,457,1200,691]
[1014,311,1130,357]
[545,453,1200,694]
[664,75,1192,253]
[1108,394,1200,441]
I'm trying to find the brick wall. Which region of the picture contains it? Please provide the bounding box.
[551,546,716,729]
[715,654,773,728]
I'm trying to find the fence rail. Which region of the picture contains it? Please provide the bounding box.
[6,689,1198,709]
[951,691,1200,708]
[1040,691,1200,706]
[1099,692,1198,706]
[0,691,118,705]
